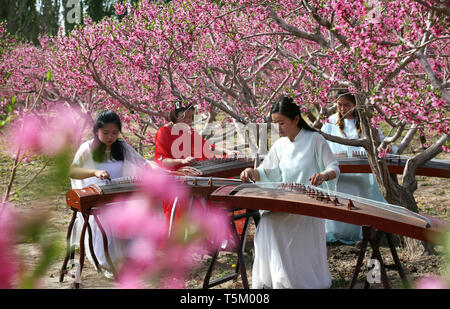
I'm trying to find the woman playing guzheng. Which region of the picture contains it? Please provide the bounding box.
[240,96,340,289]
[154,101,234,228]
[69,110,156,277]
[154,101,214,174]
[321,90,395,244]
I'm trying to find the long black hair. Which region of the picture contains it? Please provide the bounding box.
[271,96,314,131]
[336,90,361,137]
[92,110,125,162]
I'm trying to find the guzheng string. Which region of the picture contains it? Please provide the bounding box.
[238,181,433,228]
[173,175,242,183]
[92,176,433,227]
[96,175,242,189]
[335,151,450,166]
[333,151,450,179]
[334,150,422,160]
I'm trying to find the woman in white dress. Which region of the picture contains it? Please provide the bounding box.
[321,91,394,244]
[69,111,156,277]
[240,96,340,289]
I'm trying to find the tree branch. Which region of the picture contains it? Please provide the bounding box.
[318,130,371,148]
[416,49,450,103]
[89,63,169,121]
[413,0,450,17]
[402,133,449,192]
[268,8,330,49]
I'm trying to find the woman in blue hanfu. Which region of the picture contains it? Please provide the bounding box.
[240,96,340,289]
[321,91,395,245]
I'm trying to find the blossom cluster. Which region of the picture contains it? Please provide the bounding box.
[102,168,230,288]
[2,1,448,144]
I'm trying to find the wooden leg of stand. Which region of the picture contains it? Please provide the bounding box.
[348,226,370,289]
[366,230,390,289]
[76,214,89,289]
[60,210,77,282]
[234,215,252,276]
[230,219,249,289]
[386,233,410,288]
[93,214,116,275]
[86,218,101,272]
[349,226,389,289]
[252,211,260,227]
[203,251,219,289]
[202,210,256,289]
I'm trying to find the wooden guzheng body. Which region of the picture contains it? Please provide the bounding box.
[335,151,450,178]
[210,183,449,244]
[191,157,255,178]
[62,175,244,288]
[189,154,450,178]
[66,176,242,212]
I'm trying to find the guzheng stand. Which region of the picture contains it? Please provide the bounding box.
[61,175,248,288]
[349,226,410,289]
[59,206,117,289]
[203,209,260,289]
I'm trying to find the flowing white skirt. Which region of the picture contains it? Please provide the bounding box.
[252,212,331,289]
[70,208,127,271]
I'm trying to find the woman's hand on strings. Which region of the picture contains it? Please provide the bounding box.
[177,166,202,176]
[309,172,328,186]
[94,169,111,181]
[240,168,257,183]
[181,156,196,165]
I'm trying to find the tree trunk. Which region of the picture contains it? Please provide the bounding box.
[356,94,435,258]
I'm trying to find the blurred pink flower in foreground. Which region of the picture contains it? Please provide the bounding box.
[9,105,91,156]
[100,169,231,289]
[0,203,19,289]
[135,167,189,202]
[415,275,449,289]
[10,115,42,153]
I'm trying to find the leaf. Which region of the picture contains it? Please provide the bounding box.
[46,70,53,81]
[0,115,13,128]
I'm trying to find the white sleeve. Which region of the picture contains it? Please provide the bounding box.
[122,142,155,177]
[123,142,149,168]
[255,140,282,183]
[70,140,95,189]
[316,133,340,178]
[71,141,92,168]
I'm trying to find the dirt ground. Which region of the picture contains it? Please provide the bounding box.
[2,151,449,290]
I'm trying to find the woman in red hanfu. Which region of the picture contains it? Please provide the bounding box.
[155,102,215,174]
[155,101,231,232]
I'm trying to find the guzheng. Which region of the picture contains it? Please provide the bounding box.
[335,151,450,178]
[66,176,242,213]
[187,152,450,178]
[210,183,449,244]
[190,157,256,178]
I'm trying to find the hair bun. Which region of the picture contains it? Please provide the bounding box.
[285,96,293,105]
[173,100,194,112]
